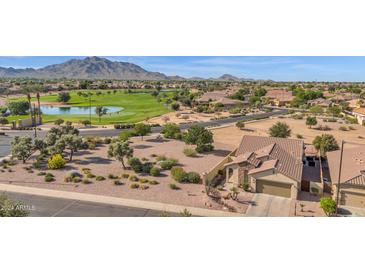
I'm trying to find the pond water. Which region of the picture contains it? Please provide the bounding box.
[40,105,123,115]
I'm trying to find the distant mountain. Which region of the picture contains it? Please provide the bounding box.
[0,57,252,81]
[0,57,170,80]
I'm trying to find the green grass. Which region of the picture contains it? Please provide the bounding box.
[7,89,175,125]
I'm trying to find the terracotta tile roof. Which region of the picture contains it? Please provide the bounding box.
[265,89,293,101]
[327,145,365,186]
[248,159,278,175]
[353,108,365,116]
[235,136,304,182]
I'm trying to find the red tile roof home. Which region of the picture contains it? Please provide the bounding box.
[265,89,294,103]
[234,136,304,182]
[327,145,365,186]
[353,108,365,116]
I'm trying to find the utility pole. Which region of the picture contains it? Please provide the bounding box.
[89,93,92,127]
[335,140,344,215]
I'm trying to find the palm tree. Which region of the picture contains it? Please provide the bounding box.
[36,92,41,124]
[27,93,34,126]
[95,106,108,123]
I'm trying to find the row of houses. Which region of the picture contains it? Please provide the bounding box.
[216,135,365,209]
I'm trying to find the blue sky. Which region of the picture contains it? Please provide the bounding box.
[0,56,364,81]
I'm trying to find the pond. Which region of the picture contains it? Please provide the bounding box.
[40,105,123,115]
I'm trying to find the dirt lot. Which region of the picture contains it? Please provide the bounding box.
[0,135,252,213]
[148,110,231,125]
[211,116,365,149]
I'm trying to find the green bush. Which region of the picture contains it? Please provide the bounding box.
[160,159,178,170]
[156,155,167,161]
[320,197,336,216]
[44,173,55,182]
[142,162,153,174]
[150,166,161,176]
[128,157,143,172]
[183,148,197,157]
[186,172,201,184]
[95,176,105,181]
[149,180,159,185]
[47,154,66,170]
[171,167,187,183]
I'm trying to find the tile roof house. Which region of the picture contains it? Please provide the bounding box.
[307,98,333,108]
[224,136,304,199]
[327,145,365,208]
[197,91,244,108]
[352,108,365,125]
[264,89,294,106]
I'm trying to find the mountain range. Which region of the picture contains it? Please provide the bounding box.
[0,57,250,81]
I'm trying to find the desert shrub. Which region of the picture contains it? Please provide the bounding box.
[139,178,149,184]
[129,175,139,181]
[150,166,161,176]
[169,183,179,190]
[156,155,167,161]
[121,173,130,179]
[348,126,355,130]
[149,180,159,185]
[142,162,153,174]
[108,174,119,179]
[81,168,91,174]
[196,144,214,153]
[160,159,178,170]
[88,142,96,150]
[114,180,123,185]
[241,181,250,191]
[180,208,192,217]
[186,172,201,184]
[150,153,158,157]
[37,172,46,176]
[339,126,348,131]
[82,179,93,184]
[345,116,357,124]
[140,185,149,190]
[86,173,96,179]
[54,119,64,126]
[47,154,66,170]
[183,148,197,157]
[32,161,41,169]
[130,183,140,189]
[44,173,55,182]
[171,167,187,183]
[103,137,112,144]
[296,134,303,139]
[95,176,105,181]
[72,177,82,183]
[128,157,143,172]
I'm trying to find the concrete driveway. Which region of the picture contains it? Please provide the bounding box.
[245,194,292,217]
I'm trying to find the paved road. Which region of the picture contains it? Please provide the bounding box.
[0,109,287,157]
[3,191,179,217]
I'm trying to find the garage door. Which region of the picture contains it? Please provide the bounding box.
[256,180,291,198]
[340,191,365,208]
